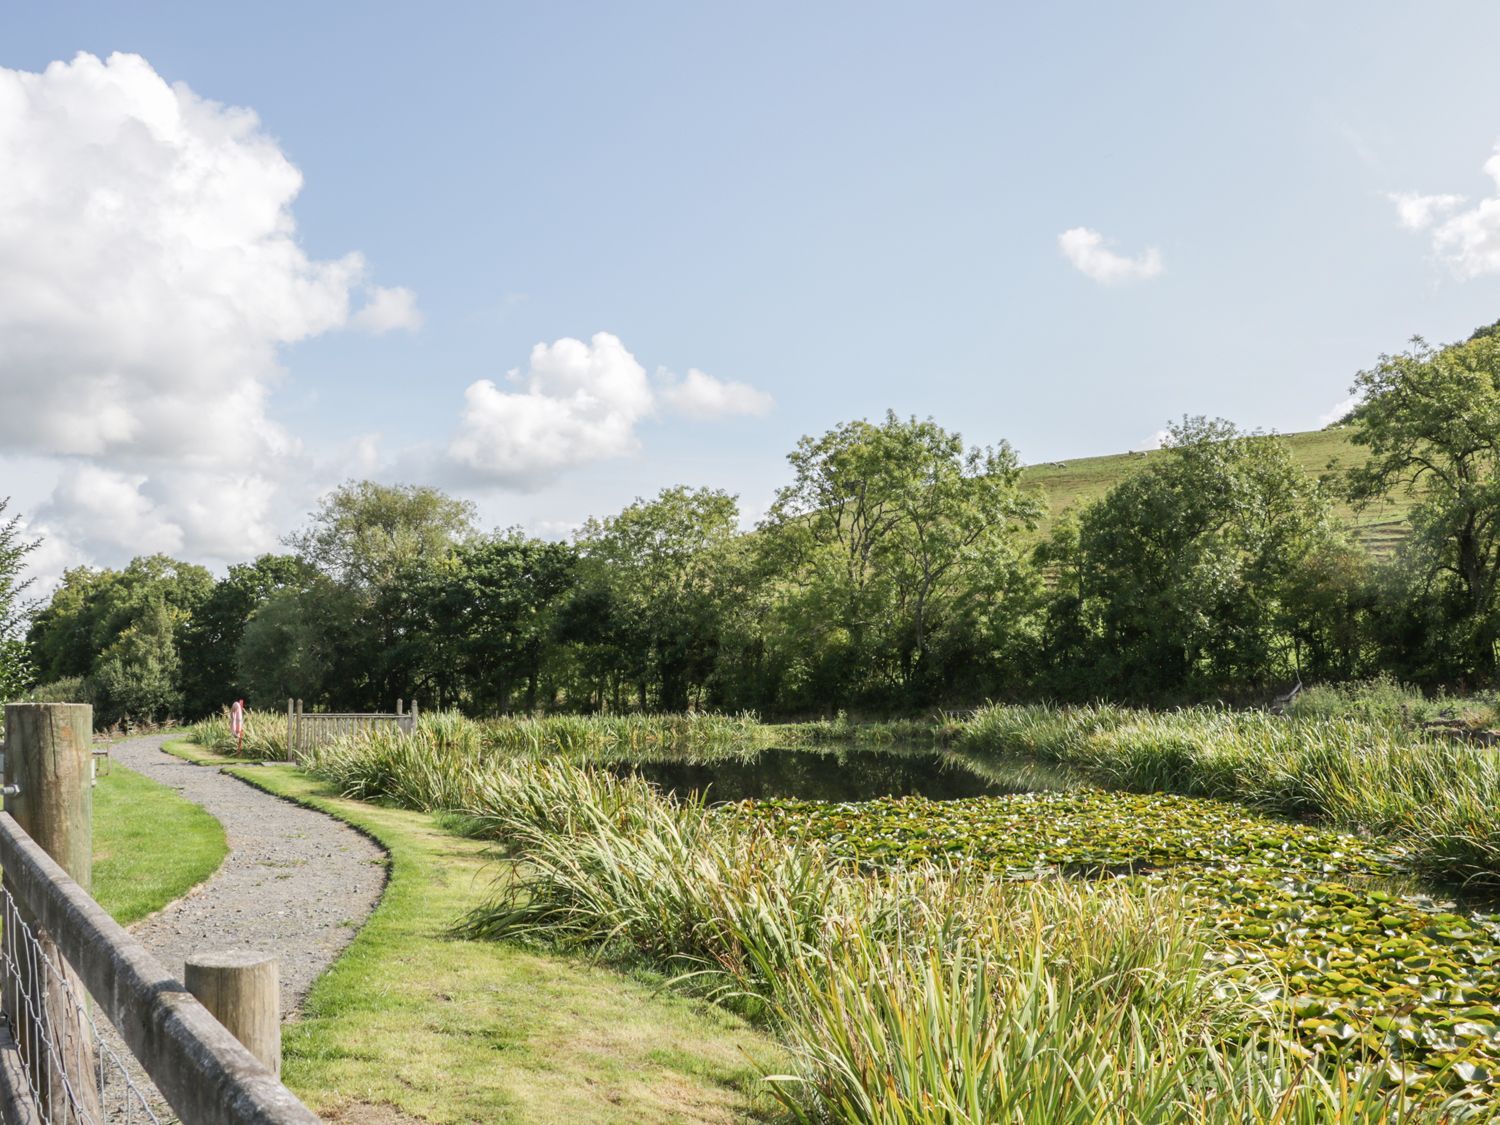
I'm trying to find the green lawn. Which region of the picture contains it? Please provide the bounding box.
[202,759,783,1123]
[92,758,228,925]
[1021,426,1412,555]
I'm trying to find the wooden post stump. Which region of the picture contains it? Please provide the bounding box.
[2,703,100,1120]
[185,950,280,1076]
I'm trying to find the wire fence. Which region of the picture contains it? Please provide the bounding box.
[0,882,162,1123]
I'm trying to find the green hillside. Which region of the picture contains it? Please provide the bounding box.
[1020,427,1412,556]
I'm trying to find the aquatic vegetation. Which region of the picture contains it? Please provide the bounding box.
[956,702,1500,890]
[303,710,1500,1117]
[735,789,1500,1104]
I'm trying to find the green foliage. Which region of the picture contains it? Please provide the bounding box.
[222,763,781,1123]
[0,499,39,706]
[285,480,477,592]
[957,702,1500,891]
[759,412,1042,708]
[234,578,359,707]
[25,554,211,725]
[25,677,90,704]
[184,706,289,761]
[1059,417,1342,697]
[1348,335,1500,679]
[574,487,741,711]
[178,554,314,717]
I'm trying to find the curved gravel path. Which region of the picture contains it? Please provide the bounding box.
[110,734,387,1015]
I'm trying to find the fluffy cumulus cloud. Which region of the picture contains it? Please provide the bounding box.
[449,333,774,488]
[1391,151,1500,278]
[0,52,418,569]
[450,333,655,488]
[659,368,774,419]
[1058,227,1164,284]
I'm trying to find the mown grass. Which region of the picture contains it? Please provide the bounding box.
[208,757,784,1124]
[302,724,1478,1122]
[93,760,227,924]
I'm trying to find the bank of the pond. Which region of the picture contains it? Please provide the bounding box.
[215,763,783,1124]
[294,723,1482,1122]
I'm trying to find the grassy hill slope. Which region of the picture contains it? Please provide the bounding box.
[1019,427,1412,556]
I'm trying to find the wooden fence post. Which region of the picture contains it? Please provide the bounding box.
[184,951,280,1077]
[286,698,294,763]
[2,703,101,1120]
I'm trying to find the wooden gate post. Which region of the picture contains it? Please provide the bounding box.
[2,703,101,1119]
[185,951,280,1076]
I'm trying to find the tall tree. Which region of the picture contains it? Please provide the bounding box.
[1075,417,1337,696]
[285,482,477,704]
[27,555,212,721]
[761,412,1041,705]
[1347,334,1500,677]
[287,481,477,591]
[575,487,741,710]
[178,554,316,717]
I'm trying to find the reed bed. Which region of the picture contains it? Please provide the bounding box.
[183,708,289,761]
[302,723,1473,1122]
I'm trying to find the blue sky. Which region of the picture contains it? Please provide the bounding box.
[4,2,1500,576]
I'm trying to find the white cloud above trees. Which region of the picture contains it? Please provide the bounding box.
[1391,150,1500,278]
[449,333,773,489]
[1058,227,1163,284]
[659,368,774,419]
[0,51,419,567]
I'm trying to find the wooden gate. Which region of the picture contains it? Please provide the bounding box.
[285,699,417,763]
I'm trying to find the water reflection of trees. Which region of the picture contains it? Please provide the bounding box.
[612,746,1079,803]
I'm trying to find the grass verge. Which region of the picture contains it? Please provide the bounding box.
[214,759,783,1124]
[93,760,227,925]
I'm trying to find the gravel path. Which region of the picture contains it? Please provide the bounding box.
[109,734,387,1015]
[89,734,386,1120]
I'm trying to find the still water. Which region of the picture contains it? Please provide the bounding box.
[613,746,1077,804]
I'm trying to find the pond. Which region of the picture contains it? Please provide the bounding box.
[612,745,1079,803]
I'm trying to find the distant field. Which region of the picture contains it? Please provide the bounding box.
[1020,426,1413,556]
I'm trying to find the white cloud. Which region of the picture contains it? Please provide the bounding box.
[659,368,774,419]
[1393,151,1500,278]
[352,286,423,333]
[1058,227,1163,284]
[448,334,774,488]
[1319,395,1359,427]
[0,51,415,566]
[1388,192,1467,231]
[449,332,655,488]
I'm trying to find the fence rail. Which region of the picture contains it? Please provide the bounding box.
[285,700,416,763]
[0,702,319,1123]
[0,812,319,1124]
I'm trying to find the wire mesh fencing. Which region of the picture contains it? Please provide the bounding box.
[0,883,163,1123]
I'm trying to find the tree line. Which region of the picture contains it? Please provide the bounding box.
[6,328,1500,723]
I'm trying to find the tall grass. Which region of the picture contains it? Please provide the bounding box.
[184,708,288,761]
[473,710,783,759]
[303,727,1470,1122]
